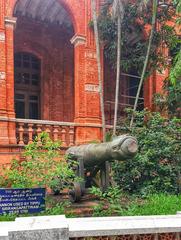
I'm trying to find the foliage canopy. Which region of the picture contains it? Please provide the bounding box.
[98,0,179,76]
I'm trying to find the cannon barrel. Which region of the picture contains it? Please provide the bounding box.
[66,135,138,167]
[66,135,138,202]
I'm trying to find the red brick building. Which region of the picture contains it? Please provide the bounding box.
[0,0,166,163]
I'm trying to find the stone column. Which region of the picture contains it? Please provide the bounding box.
[0,2,6,113]
[0,29,8,145]
[71,34,87,122]
[0,31,6,117]
[4,17,17,144]
[5,17,16,118]
[71,34,102,144]
[0,0,8,144]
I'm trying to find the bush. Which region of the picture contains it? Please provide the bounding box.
[0,132,76,191]
[113,110,181,195]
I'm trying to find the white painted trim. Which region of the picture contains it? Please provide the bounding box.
[4,17,17,27]
[70,34,86,47]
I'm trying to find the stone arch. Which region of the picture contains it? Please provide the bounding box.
[14,42,51,63]
[58,0,77,33]
[11,0,77,33]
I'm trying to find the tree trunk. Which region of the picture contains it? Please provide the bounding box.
[113,15,122,136]
[130,0,158,128]
[91,0,106,142]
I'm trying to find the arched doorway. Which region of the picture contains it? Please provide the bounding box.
[13,0,75,122]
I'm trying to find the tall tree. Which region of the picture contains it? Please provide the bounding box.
[112,0,125,136]
[91,0,106,141]
[166,0,181,117]
[130,0,158,128]
[170,0,181,86]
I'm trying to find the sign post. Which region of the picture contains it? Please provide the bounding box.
[0,188,45,215]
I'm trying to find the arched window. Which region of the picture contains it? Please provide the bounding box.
[14,52,41,119]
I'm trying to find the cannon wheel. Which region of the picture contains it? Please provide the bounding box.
[68,182,82,203]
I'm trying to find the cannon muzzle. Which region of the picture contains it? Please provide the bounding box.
[110,136,138,160]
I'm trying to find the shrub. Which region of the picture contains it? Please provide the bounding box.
[0,132,76,191]
[113,110,181,195]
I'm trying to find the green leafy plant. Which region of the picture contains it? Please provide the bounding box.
[91,186,124,216]
[114,109,181,195]
[91,186,122,202]
[164,79,181,118]
[165,38,181,118]
[0,132,76,192]
[174,0,181,24]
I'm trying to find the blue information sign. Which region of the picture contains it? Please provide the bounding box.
[0,188,45,215]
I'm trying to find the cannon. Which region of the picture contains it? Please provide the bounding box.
[66,135,138,202]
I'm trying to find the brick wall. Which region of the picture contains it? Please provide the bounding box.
[0,0,168,151]
[0,0,103,151]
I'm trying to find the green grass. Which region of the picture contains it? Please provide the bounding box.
[1,194,181,221]
[92,194,181,217]
[0,214,16,222]
[121,194,181,216]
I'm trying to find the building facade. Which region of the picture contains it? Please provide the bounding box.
[0,0,166,164]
